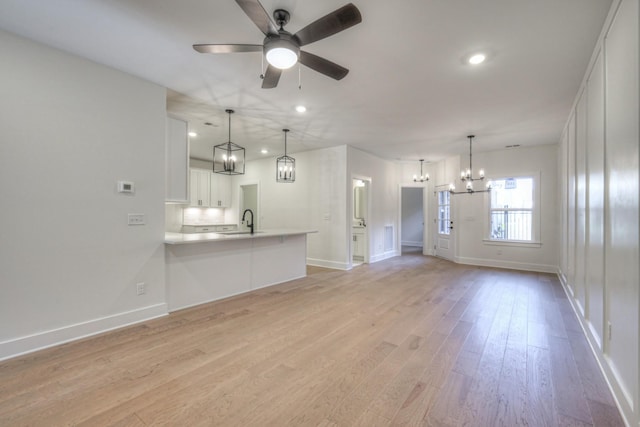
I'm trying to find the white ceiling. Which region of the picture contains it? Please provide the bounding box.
[0,0,612,163]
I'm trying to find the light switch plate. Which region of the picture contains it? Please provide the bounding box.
[128,213,146,225]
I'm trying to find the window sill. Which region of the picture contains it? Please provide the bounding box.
[482,239,542,248]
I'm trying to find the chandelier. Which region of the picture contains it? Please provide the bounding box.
[413,159,429,182]
[449,135,491,194]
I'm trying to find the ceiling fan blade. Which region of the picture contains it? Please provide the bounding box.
[293,3,362,47]
[193,44,263,54]
[299,51,349,80]
[261,64,282,89]
[235,0,279,35]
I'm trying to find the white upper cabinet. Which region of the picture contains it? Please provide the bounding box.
[210,173,231,208]
[189,168,211,207]
[165,116,189,203]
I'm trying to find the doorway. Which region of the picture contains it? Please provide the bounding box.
[352,178,370,267]
[240,183,258,232]
[400,187,424,254]
[434,188,455,261]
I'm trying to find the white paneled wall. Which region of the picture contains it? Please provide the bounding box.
[558,0,639,425]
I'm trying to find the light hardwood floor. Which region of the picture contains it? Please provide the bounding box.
[0,254,625,426]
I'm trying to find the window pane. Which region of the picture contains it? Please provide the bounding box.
[490,210,532,240]
[438,191,450,235]
[490,177,533,209]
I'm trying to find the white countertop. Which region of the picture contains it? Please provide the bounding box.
[165,229,317,245]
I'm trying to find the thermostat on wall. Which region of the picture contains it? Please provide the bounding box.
[117,181,135,194]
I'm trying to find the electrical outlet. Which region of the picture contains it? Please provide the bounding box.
[136,282,146,295]
[128,213,146,225]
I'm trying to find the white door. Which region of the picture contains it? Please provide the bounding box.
[434,190,455,261]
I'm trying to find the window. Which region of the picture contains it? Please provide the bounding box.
[437,190,450,235]
[489,177,534,241]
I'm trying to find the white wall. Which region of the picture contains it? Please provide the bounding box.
[401,187,424,246]
[230,145,349,269]
[455,145,559,272]
[558,0,639,425]
[411,145,559,272]
[0,31,167,360]
[347,147,401,263]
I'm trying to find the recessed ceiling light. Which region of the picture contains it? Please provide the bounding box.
[188,131,198,137]
[469,53,486,65]
[261,149,269,154]
[295,105,307,113]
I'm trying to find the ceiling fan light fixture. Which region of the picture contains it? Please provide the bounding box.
[264,37,299,69]
[266,47,298,69]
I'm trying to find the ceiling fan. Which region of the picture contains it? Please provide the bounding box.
[193,0,362,89]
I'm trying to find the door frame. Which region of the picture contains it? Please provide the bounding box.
[239,181,260,232]
[433,185,456,261]
[351,175,371,268]
[398,184,428,255]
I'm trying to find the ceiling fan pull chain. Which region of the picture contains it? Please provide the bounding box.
[298,63,302,90]
[260,54,265,80]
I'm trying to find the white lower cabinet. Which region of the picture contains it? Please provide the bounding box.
[182,224,238,233]
[353,229,365,259]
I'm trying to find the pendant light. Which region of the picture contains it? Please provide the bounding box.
[449,135,491,194]
[276,129,295,183]
[413,159,429,182]
[213,109,245,175]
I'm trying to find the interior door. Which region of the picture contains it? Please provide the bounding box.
[435,189,455,261]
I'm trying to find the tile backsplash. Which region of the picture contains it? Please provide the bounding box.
[183,207,225,225]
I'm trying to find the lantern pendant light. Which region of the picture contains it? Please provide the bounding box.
[213,109,245,175]
[276,129,295,183]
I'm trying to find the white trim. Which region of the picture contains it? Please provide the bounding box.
[401,241,423,247]
[484,173,541,243]
[455,256,557,273]
[482,239,543,248]
[370,250,400,264]
[169,274,307,312]
[307,258,350,270]
[0,303,168,361]
[557,269,633,427]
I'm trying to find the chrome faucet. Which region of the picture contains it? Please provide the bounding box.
[242,209,254,234]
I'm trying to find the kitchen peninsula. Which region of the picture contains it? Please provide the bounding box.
[165,229,316,311]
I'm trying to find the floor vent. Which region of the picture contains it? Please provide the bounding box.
[384,225,394,252]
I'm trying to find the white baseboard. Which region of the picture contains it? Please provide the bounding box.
[370,250,400,264]
[401,241,423,247]
[557,270,634,427]
[0,303,168,362]
[307,258,350,270]
[455,256,557,273]
[169,274,308,313]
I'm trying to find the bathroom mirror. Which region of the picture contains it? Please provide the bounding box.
[354,185,365,220]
